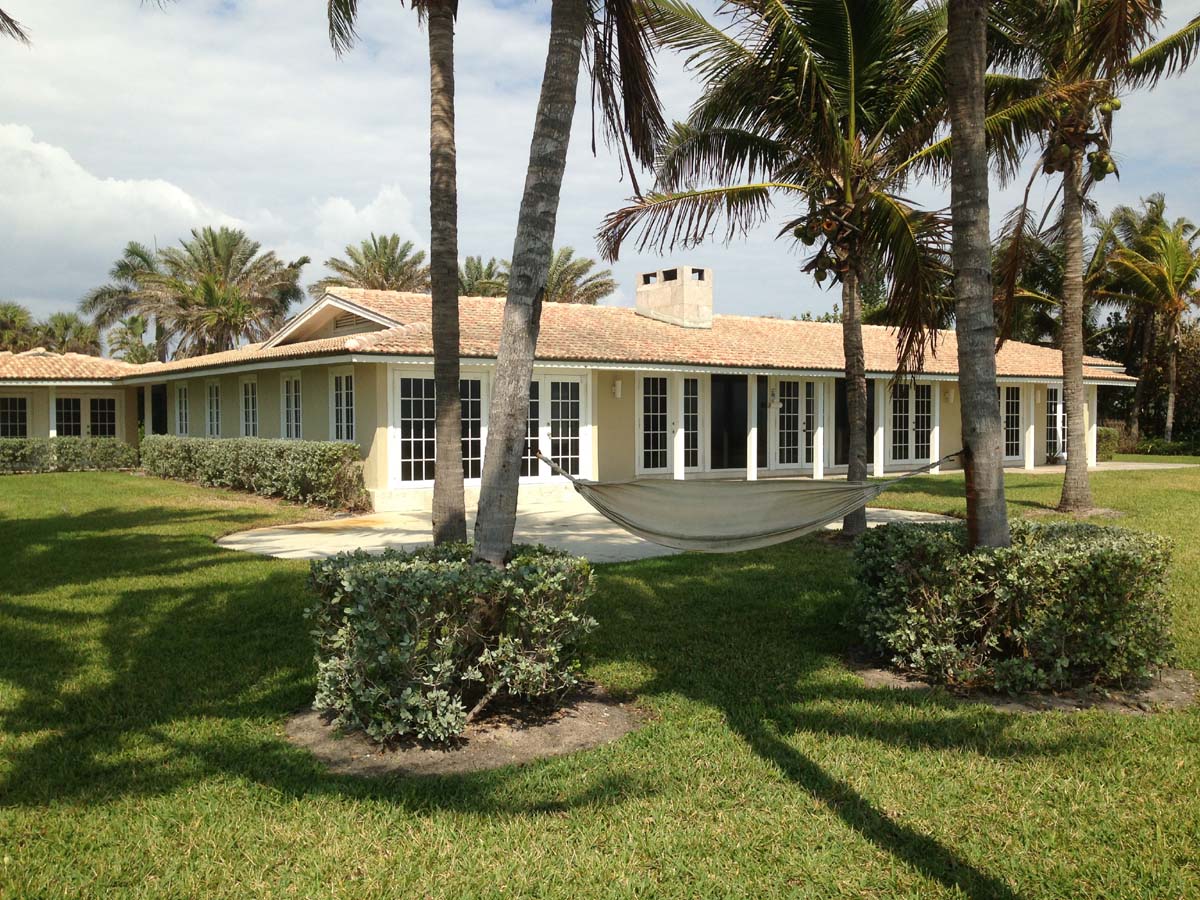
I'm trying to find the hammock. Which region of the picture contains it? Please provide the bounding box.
[537,451,960,553]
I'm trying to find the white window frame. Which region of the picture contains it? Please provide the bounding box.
[239,376,259,438]
[545,374,585,479]
[681,374,705,472]
[637,373,672,474]
[54,395,83,438]
[280,371,303,439]
[1000,384,1023,461]
[1046,384,1066,460]
[206,380,221,438]
[329,367,356,442]
[888,381,936,464]
[0,393,32,439]
[459,372,488,481]
[88,396,118,438]
[175,385,189,436]
[773,377,806,470]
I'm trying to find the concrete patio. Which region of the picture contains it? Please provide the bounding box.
[217,491,953,563]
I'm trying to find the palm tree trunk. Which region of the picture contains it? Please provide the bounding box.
[473,0,587,567]
[1126,309,1156,443]
[841,268,868,537]
[1165,316,1179,442]
[428,1,466,544]
[947,0,1009,548]
[1057,153,1093,512]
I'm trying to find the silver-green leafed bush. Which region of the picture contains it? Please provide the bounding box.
[0,437,138,473]
[306,543,597,744]
[852,520,1173,693]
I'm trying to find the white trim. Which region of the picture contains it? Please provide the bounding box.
[175,384,190,436]
[0,379,121,388]
[280,370,303,439]
[746,375,758,481]
[872,380,886,477]
[329,365,357,443]
[205,379,221,438]
[635,372,672,475]
[261,295,400,350]
[0,390,34,439]
[812,379,826,480]
[238,375,259,437]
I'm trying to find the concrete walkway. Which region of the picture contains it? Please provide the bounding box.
[217,493,952,563]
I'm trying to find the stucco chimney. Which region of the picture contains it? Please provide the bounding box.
[634,265,713,329]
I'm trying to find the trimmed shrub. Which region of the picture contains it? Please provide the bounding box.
[307,543,597,743]
[0,437,138,474]
[1135,436,1199,456]
[852,521,1173,693]
[1096,426,1118,462]
[140,435,367,509]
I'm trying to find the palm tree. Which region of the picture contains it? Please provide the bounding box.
[38,312,101,355]
[0,301,37,352]
[148,227,308,357]
[1,8,28,43]
[472,0,664,566]
[597,0,950,538]
[327,1,466,545]
[990,1,1200,512]
[81,241,167,360]
[945,0,1009,547]
[472,0,667,564]
[307,233,432,298]
[459,256,506,296]
[107,315,157,364]
[488,248,618,304]
[1109,218,1200,441]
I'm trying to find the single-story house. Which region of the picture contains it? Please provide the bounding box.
[1,265,1133,511]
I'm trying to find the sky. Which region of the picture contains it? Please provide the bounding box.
[2,0,1199,326]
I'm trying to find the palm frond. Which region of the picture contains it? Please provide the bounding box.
[653,122,791,191]
[597,182,800,261]
[0,7,29,44]
[1122,14,1200,89]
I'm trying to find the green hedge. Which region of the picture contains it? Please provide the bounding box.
[1135,436,1199,456]
[140,435,367,509]
[307,543,597,743]
[852,521,1173,693]
[1096,426,1118,462]
[0,437,139,474]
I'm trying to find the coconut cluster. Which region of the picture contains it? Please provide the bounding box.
[792,178,857,284]
[1042,95,1121,182]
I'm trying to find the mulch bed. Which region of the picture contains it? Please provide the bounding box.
[851,656,1197,715]
[286,684,646,777]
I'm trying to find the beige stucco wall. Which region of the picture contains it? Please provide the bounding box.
[593,369,635,482]
[937,382,963,464]
[355,363,388,491]
[0,385,134,443]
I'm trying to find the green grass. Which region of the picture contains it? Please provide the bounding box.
[2,470,1199,898]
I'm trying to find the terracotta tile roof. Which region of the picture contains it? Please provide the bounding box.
[325,289,1133,382]
[0,348,141,381]
[0,291,1134,384]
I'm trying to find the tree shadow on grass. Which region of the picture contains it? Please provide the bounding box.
[1,493,1081,895]
[589,541,1098,899]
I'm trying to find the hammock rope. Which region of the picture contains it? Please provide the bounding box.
[536,449,961,553]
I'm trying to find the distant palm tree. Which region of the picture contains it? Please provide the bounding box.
[488,248,617,304]
[1,8,28,43]
[458,256,506,296]
[599,0,950,537]
[39,312,101,355]
[308,233,431,298]
[81,241,167,359]
[0,301,37,352]
[989,0,1200,512]
[107,315,156,364]
[149,227,309,356]
[1109,218,1200,442]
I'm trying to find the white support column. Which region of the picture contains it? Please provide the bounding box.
[1086,384,1098,467]
[872,379,886,477]
[930,384,942,473]
[47,387,57,438]
[1023,384,1036,470]
[746,375,758,480]
[672,375,686,480]
[813,379,825,480]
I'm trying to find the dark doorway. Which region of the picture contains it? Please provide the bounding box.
[833,377,875,466]
[710,374,769,470]
[710,374,746,469]
[150,385,168,435]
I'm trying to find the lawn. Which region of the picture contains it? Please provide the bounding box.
[2,469,1199,898]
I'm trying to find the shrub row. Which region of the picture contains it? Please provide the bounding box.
[140,434,367,509]
[1135,435,1199,456]
[852,520,1173,694]
[307,543,597,743]
[0,437,139,474]
[1096,426,1118,462]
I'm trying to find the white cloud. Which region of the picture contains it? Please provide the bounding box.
[2,0,1199,321]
